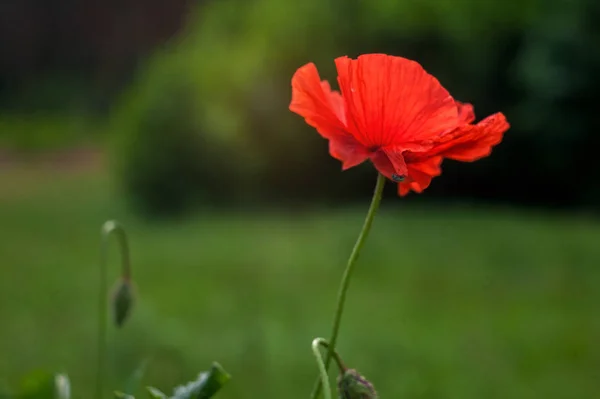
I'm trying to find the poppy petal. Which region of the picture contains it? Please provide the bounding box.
[437,113,509,161]
[320,81,346,124]
[398,156,443,196]
[329,135,370,170]
[290,62,348,141]
[334,54,459,147]
[369,147,409,181]
[457,102,475,124]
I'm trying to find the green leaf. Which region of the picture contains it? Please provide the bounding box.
[171,363,230,399]
[146,362,230,399]
[122,358,151,396]
[146,387,167,398]
[114,391,136,399]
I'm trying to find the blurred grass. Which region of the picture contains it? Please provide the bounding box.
[0,164,598,399]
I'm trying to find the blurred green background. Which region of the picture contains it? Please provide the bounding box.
[1,0,599,398]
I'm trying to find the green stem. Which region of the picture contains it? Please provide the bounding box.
[96,220,131,399]
[310,173,386,399]
[311,338,332,399]
[317,339,347,373]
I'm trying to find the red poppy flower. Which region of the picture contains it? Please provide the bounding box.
[289,54,510,195]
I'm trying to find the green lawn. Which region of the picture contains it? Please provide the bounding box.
[0,166,598,398]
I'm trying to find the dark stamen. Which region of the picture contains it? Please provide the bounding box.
[391,174,405,182]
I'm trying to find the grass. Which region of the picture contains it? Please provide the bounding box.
[0,164,598,399]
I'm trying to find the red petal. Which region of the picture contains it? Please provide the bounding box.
[329,135,370,170]
[457,102,475,124]
[398,182,411,196]
[398,157,443,196]
[334,54,459,148]
[320,81,346,123]
[290,62,370,169]
[370,147,409,181]
[289,63,347,140]
[436,113,510,161]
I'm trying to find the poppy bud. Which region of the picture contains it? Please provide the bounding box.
[111,278,135,327]
[337,369,378,399]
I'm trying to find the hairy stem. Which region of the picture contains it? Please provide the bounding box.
[317,339,347,373]
[312,338,332,399]
[310,173,386,399]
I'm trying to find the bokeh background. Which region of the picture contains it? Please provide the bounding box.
[1,0,599,397]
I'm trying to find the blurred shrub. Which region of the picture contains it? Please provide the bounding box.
[110,62,252,216]
[110,0,348,215]
[110,0,598,215]
[112,79,203,216]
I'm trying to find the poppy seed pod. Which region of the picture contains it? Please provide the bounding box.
[337,369,378,399]
[111,278,135,327]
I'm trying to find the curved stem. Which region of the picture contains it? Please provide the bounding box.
[317,340,347,373]
[311,338,332,399]
[310,173,386,399]
[96,220,131,399]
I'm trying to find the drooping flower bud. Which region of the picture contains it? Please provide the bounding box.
[111,278,135,327]
[337,369,378,399]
